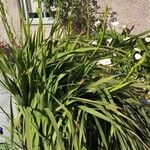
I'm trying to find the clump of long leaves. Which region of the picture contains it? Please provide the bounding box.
[0,1,150,150]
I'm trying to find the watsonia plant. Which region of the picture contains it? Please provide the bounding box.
[0,0,150,149]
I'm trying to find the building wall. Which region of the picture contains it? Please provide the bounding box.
[0,0,20,41]
[0,0,52,42]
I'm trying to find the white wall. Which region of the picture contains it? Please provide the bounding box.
[0,0,20,41]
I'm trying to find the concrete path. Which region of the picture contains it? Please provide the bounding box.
[97,0,150,33]
[0,86,12,143]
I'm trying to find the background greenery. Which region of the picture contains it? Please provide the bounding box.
[0,0,150,149]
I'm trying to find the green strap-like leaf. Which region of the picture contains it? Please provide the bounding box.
[45,108,65,150]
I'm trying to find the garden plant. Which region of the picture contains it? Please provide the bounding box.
[0,0,150,150]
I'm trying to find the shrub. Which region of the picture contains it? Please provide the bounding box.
[0,0,150,149]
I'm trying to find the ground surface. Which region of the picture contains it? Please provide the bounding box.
[0,86,11,143]
[98,0,150,33]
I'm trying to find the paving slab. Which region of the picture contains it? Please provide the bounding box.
[0,86,10,143]
[97,0,150,33]
[0,86,16,143]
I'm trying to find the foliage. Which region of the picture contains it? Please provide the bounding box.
[57,0,97,33]
[0,0,150,150]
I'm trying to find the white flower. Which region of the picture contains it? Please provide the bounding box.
[145,37,150,42]
[90,40,97,45]
[113,53,117,57]
[134,47,141,53]
[134,53,142,60]
[50,6,57,12]
[111,21,119,27]
[123,37,130,41]
[94,20,101,27]
[106,38,113,44]
[97,58,112,66]
[122,25,127,29]
[68,11,72,16]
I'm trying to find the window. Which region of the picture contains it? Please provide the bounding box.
[20,0,55,24]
